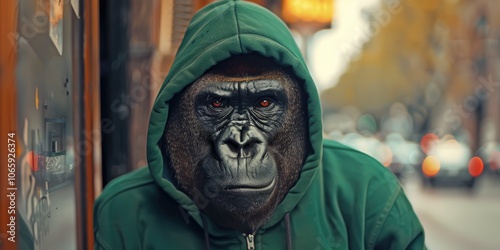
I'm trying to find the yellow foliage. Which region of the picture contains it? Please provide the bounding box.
[322,0,465,112]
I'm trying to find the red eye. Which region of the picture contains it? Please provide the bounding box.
[211,100,223,107]
[259,99,270,107]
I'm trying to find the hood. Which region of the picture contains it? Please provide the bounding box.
[147,0,323,234]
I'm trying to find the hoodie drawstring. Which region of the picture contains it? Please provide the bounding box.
[201,215,210,250]
[285,213,292,250]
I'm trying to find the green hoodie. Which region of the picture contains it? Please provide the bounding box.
[94,0,426,249]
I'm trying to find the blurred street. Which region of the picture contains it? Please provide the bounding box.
[403,174,500,250]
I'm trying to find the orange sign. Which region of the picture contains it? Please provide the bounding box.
[282,0,334,24]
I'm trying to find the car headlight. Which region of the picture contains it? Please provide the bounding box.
[422,155,440,177]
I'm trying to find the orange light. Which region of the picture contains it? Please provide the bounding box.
[420,133,439,154]
[282,0,334,23]
[468,156,484,177]
[422,155,440,177]
[26,151,40,172]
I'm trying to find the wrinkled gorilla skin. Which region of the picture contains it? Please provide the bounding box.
[164,54,309,233]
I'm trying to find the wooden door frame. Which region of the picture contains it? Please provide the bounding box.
[75,0,101,249]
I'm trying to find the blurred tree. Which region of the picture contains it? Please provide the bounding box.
[321,0,500,151]
[321,0,460,113]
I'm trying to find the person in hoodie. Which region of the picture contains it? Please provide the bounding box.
[93,0,426,249]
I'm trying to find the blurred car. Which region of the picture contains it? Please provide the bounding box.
[477,142,500,175]
[338,132,393,169]
[384,133,423,179]
[420,139,483,188]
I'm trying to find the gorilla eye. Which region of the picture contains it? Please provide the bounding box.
[211,100,224,107]
[258,99,271,107]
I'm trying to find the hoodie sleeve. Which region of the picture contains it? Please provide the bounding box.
[371,186,427,250]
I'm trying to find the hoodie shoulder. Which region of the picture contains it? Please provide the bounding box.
[321,139,425,249]
[322,138,398,184]
[94,167,157,210]
[93,167,156,249]
[321,138,400,206]
[94,167,208,250]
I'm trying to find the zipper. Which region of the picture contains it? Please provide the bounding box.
[243,233,255,250]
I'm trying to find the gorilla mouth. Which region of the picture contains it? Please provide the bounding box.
[224,178,276,193]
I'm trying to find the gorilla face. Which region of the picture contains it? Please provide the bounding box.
[165,54,308,233]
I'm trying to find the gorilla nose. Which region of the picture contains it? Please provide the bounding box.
[222,137,261,158]
[217,126,264,158]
